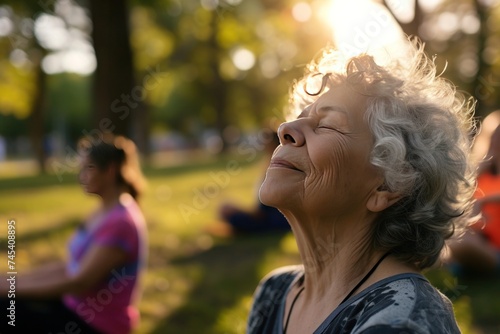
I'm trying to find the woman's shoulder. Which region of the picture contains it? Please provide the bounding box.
[247,265,303,333]
[104,197,144,226]
[262,264,304,281]
[250,265,303,308]
[256,265,304,293]
[358,273,455,315]
[90,199,145,244]
[338,273,460,334]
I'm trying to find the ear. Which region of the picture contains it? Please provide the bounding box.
[104,162,119,179]
[366,185,403,213]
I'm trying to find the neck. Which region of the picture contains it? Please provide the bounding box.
[280,211,419,334]
[285,211,386,301]
[100,186,126,211]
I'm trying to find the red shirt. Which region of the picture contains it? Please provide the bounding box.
[474,172,500,249]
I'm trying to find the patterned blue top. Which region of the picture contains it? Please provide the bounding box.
[247,265,461,334]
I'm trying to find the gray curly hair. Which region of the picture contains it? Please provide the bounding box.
[289,40,478,269]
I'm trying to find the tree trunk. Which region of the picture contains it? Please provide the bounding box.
[471,0,491,119]
[88,0,138,139]
[208,12,228,152]
[393,0,423,38]
[28,49,47,174]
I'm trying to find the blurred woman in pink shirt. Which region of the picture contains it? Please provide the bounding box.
[1,134,148,334]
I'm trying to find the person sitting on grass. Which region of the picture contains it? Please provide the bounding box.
[0,134,148,334]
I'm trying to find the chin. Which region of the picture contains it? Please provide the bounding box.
[258,191,273,207]
[259,179,272,205]
[259,179,287,209]
[82,187,98,196]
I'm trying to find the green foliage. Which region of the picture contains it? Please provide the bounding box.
[130,7,176,71]
[0,114,27,139]
[45,73,92,142]
[419,1,500,117]
[0,70,92,145]
[129,0,334,135]
[0,59,36,119]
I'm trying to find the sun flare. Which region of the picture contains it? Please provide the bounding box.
[319,0,410,64]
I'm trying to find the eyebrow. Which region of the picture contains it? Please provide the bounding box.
[298,104,349,120]
[317,105,349,119]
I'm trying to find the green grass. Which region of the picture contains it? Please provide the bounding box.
[0,156,499,334]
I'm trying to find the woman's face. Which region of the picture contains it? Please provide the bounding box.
[78,155,110,196]
[259,83,383,219]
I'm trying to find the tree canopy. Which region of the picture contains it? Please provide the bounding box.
[0,0,499,165]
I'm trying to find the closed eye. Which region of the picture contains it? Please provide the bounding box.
[317,126,349,135]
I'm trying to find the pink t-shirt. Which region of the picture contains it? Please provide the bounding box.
[63,196,147,334]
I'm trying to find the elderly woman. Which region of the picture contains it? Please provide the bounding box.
[247,41,476,333]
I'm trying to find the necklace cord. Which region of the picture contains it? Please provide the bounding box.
[340,251,391,305]
[282,252,390,334]
[283,286,304,334]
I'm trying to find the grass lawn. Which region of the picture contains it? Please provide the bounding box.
[0,155,499,334]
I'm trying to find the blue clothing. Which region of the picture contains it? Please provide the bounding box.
[247,265,461,334]
[227,202,290,233]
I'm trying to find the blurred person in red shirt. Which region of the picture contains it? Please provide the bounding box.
[447,113,500,274]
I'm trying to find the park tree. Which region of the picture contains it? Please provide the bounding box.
[88,0,148,151]
[0,0,96,173]
[133,0,334,150]
[0,0,152,172]
[0,3,46,172]
[384,0,500,119]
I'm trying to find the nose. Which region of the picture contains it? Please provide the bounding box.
[78,168,86,185]
[278,120,305,146]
